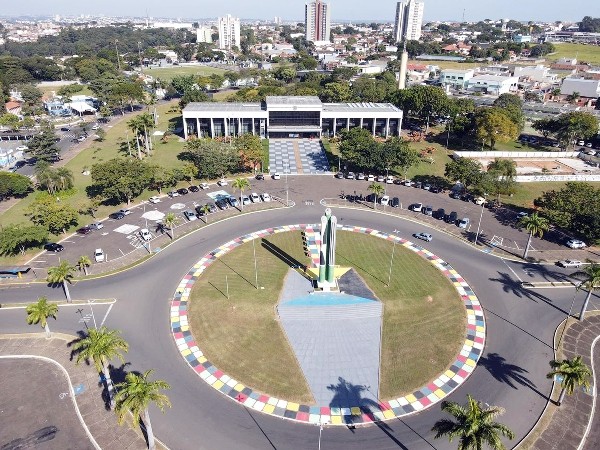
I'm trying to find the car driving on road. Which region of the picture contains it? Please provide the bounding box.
[413,232,433,242]
[557,259,582,268]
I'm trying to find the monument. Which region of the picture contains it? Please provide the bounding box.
[318,208,338,289]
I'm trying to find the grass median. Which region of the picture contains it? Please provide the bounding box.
[188,230,465,403]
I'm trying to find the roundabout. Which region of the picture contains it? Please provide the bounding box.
[0,200,575,450]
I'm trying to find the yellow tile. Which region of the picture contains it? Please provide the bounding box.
[405,394,417,403]
[198,356,207,363]
[331,415,343,425]
[434,389,446,398]
[465,359,476,367]
[287,402,299,412]
[263,404,275,414]
[444,370,455,378]
[234,383,245,391]
[213,380,224,390]
[383,409,396,419]
[351,407,361,416]
[181,349,191,357]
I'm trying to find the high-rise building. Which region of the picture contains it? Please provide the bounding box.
[217,14,240,50]
[305,1,331,43]
[393,0,424,42]
[196,26,213,44]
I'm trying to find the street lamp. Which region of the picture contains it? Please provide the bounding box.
[318,419,329,450]
[284,163,289,206]
[557,283,581,350]
[387,229,400,287]
[474,194,487,246]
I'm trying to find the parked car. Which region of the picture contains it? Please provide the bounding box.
[250,192,261,203]
[217,179,228,186]
[177,188,189,195]
[261,193,272,202]
[206,203,217,213]
[430,185,443,193]
[346,172,355,180]
[403,179,413,187]
[385,176,394,184]
[139,228,152,241]
[272,173,281,180]
[414,181,422,189]
[77,226,92,235]
[89,222,104,230]
[44,243,64,252]
[94,248,105,263]
[228,196,239,207]
[357,173,365,180]
[474,196,486,206]
[566,239,586,249]
[446,211,458,224]
[435,208,446,220]
[119,209,131,216]
[423,183,431,191]
[215,199,229,210]
[15,145,28,151]
[413,232,433,242]
[380,195,390,206]
[391,197,400,208]
[376,175,385,183]
[168,190,180,198]
[458,218,470,229]
[199,183,210,189]
[188,185,200,192]
[148,196,161,204]
[335,172,344,179]
[60,127,70,131]
[255,173,265,180]
[109,212,125,220]
[557,259,582,268]
[424,206,433,216]
[410,203,423,212]
[183,210,198,221]
[367,174,375,182]
[450,191,462,199]
[195,205,207,216]
[241,195,251,206]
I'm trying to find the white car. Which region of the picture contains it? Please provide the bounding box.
[91,124,99,130]
[403,179,413,187]
[346,172,355,180]
[367,174,375,182]
[411,203,423,212]
[557,259,582,268]
[474,197,486,206]
[199,182,210,189]
[261,193,272,202]
[566,239,586,249]
[241,195,251,205]
[89,222,104,230]
[357,173,365,180]
[578,140,585,146]
[376,175,385,182]
[148,196,161,204]
[168,190,180,198]
[218,179,228,186]
[385,176,394,184]
[272,173,281,180]
[15,145,28,151]
[458,218,470,229]
[94,248,105,263]
[380,195,390,206]
[413,232,433,242]
[139,228,152,241]
[118,209,131,216]
[250,192,261,203]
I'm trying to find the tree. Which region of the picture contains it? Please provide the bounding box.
[114,369,171,450]
[376,137,419,176]
[391,85,449,132]
[181,162,197,183]
[0,171,32,197]
[320,82,353,103]
[486,158,517,203]
[444,158,483,190]
[28,195,79,235]
[579,16,600,32]
[492,93,524,131]
[88,158,155,205]
[232,178,250,210]
[566,91,580,104]
[555,112,599,148]
[572,264,600,321]
[72,327,129,409]
[46,260,76,302]
[519,212,549,259]
[547,356,592,405]
[475,108,519,149]
[0,223,48,256]
[95,128,106,142]
[180,139,241,180]
[432,395,515,450]
[26,297,58,338]
[339,127,378,169]
[77,255,92,276]
[163,212,178,240]
[199,204,211,223]
[234,134,265,172]
[368,183,385,209]
[27,124,60,162]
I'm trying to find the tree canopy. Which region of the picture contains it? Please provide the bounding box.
[0,223,49,255]
[87,158,156,205]
[180,139,241,180]
[27,194,79,234]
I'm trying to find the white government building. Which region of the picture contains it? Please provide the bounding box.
[182,96,403,139]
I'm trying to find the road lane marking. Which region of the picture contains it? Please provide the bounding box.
[501,258,523,283]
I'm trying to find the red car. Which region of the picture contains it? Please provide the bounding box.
[77,226,92,235]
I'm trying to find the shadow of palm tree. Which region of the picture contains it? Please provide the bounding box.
[478,353,549,400]
[521,262,571,283]
[489,272,568,315]
[327,377,408,448]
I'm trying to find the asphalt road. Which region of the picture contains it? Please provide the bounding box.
[0,203,586,450]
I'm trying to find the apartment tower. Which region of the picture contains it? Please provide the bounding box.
[305,1,331,42]
[393,0,424,42]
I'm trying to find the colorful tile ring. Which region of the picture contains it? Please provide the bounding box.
[170,224,486,425]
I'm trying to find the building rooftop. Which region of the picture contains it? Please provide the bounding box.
[183,102,264,113]
[323,102,401,113]
[266,96,323,106]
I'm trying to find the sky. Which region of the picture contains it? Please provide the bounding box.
[3,0,600,23]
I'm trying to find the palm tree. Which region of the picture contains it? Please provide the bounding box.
[114,369,171,450]
[163,212,178,240]
[200,204,211,223]
[368,182,385,209]
[26,297,59,338]
[55,167,74,191]
[567,91,580,104]
[432,394,515,450]
[232,178,250,210]
[77,255,92,276]
[572,263,600,321]
[518,212,549,260]
[547,356,591,406]
[487,158,517,203]
[72,326,129,408]
[47,260,76,302]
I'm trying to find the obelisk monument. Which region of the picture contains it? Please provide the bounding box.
[318,208,337,287]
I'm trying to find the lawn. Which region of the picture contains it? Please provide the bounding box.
[548,43,600,65]
[36,82,93,98]
[500,181,600,209]
[144,65,226,82]
[187,230,465,403]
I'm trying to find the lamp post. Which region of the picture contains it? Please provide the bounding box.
[285,163,289,206]
[387,229,400,287]
[446,115,452,149]
[474,194,487,246]
[318,419,329,450]
[252,238,259,289]
[557,284,581,350]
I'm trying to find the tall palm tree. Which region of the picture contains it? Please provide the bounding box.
[26,297,59,338]
[163,212,178,240]
[47,260,76,302]
[72,326,129,408]
[518,212,549,260]
[114,369,171,450]
[572,263,600,321]
[368,182,385,209]
[232,178,250,210]
[77,255,92,276]
[487,158,517,203]
[200,204,211,223]
[432,394,515,450]
[547,356,591,406]
[55,167,74,191]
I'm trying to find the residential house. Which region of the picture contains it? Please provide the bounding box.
[440,68,475,89]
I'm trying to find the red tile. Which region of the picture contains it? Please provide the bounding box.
[296,412,309,421]
[320,406,330,415]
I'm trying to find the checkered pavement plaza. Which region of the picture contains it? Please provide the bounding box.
[269,140,330,175]
[170,225,486,425]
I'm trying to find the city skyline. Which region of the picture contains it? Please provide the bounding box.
[3,0,600,22]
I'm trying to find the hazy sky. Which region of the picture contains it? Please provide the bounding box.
[4,0,600,22]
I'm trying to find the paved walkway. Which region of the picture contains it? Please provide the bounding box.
[269,140,329,175]
[531,315,600,450]
[0,334,148,450]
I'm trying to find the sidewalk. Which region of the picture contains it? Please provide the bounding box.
[0,334,148,450]
[529,315,600,450]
